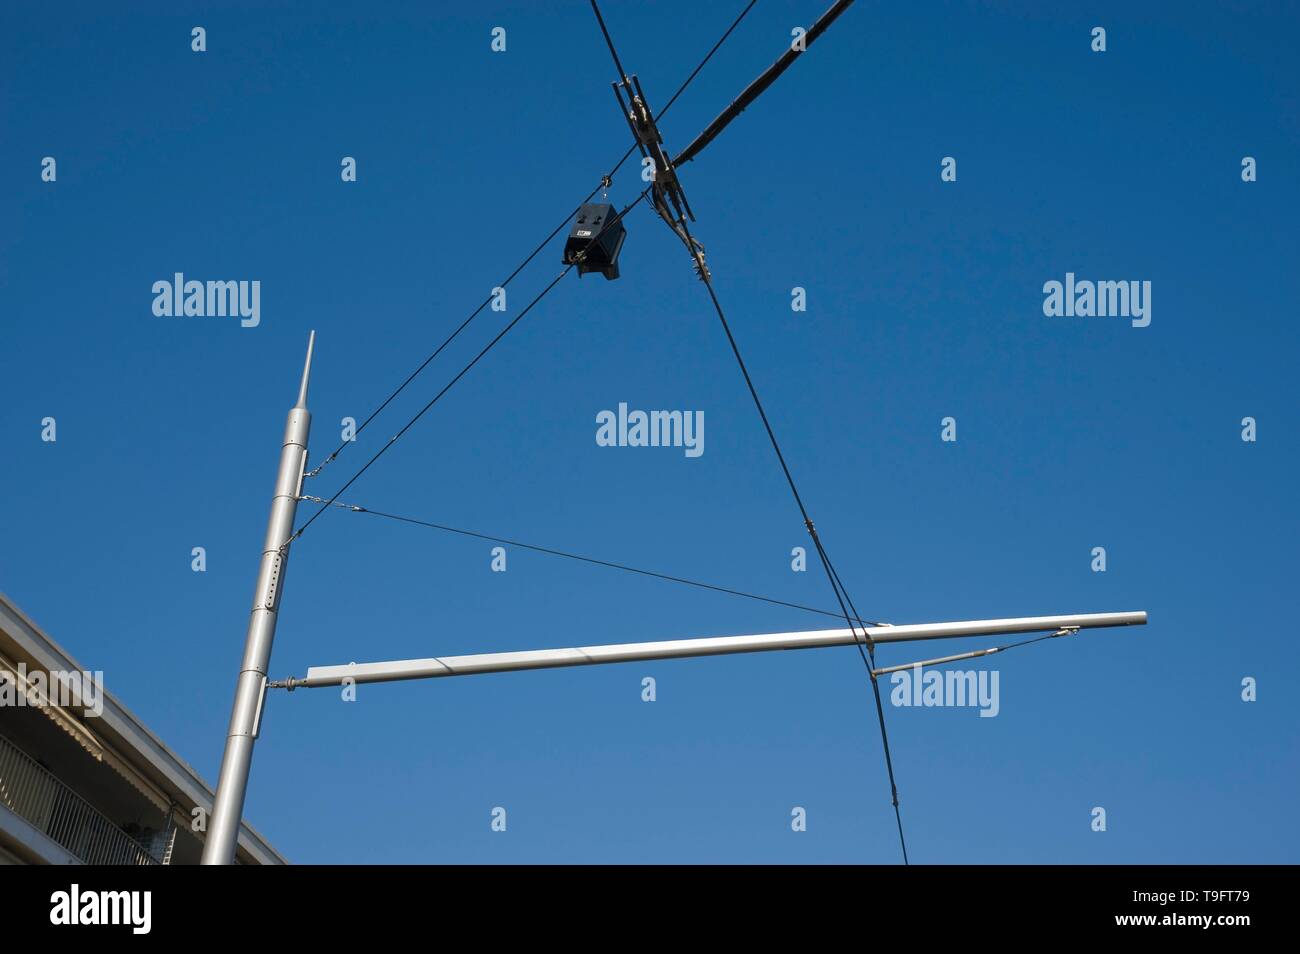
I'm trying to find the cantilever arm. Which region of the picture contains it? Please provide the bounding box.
[275,611,1146,689]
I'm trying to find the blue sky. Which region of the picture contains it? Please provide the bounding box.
[2,0,1297,863]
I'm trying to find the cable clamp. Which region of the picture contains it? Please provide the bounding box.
[691,249,711,282]
[303,451,339,479]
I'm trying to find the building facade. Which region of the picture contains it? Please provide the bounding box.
[0,593,284,865]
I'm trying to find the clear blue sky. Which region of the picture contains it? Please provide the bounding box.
[2,1,1296,863]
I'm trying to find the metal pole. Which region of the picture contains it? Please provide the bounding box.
[287,611,1146,689]
[201,332,315,866]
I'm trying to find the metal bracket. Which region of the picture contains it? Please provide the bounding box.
[250,676,269,739]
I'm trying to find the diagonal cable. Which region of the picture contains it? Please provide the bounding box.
[306,0,759,482]
[681,212,910,864]
[298,493,883,627]
[588,0,905,863]
[289,191,648,543]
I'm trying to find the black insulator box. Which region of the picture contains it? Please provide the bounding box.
[563,203,627,280]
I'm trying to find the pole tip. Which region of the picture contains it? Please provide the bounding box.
[295,330,316,409]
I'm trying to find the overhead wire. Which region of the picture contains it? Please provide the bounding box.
[302,200,596,481]
[681,215,909,864]
[288,190,648,544]
[304,0,759,483]
[586,0,908,862]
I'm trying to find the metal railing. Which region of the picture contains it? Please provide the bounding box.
[0,732,160,865]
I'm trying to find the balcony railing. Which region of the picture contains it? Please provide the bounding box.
[0,732,161,865]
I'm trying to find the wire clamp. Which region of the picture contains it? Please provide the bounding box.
[303,452,337,479]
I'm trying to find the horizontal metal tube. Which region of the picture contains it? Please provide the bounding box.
[296,611,1146,688]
